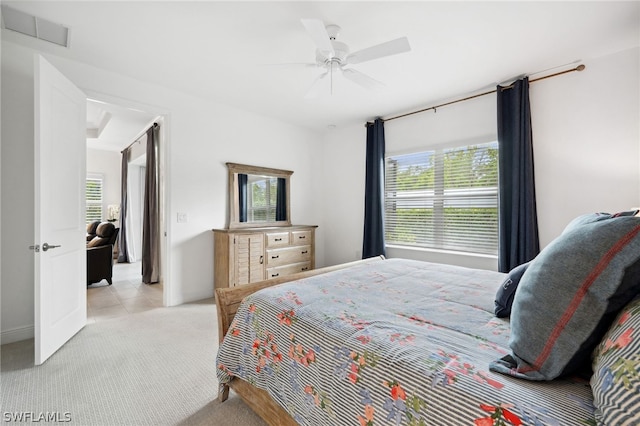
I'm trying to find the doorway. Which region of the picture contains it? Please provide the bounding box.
[85,95,170,312]
[86,262,163,322]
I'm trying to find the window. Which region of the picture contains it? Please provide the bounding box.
[86,174,104,224]
[384,141,499,255]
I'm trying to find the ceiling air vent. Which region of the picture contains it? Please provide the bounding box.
[1,5,70,48]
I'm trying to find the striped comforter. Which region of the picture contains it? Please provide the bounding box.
[216,258,595,425]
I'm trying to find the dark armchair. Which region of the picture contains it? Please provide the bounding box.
[87,222,119,285]
[86,220,100,242]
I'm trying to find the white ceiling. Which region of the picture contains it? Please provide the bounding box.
[86,99,157,151]
[2,1,639,141]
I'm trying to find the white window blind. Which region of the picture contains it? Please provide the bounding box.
[247,176,278,222]
[86,175,103,223]
[385,142,499,255]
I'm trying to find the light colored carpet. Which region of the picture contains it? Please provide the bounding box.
[1,299,266,426]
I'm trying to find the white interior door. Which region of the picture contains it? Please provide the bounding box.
[34,55,87,365]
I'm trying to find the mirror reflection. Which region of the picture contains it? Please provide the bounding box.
[238,174,287,223]
[227,163,293,229]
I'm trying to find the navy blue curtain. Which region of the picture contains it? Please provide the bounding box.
[238,173,248,222]
[497,78,540,272]
[362,118,386,258]
[276,177,287,221]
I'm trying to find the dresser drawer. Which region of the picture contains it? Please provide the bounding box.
[266,232,290,247]
[266,245,311,267]
[266,262,311,279]
[291,230,312,245]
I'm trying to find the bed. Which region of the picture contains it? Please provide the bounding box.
[215,214,640,425]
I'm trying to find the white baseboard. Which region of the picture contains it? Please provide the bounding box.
[169,289,214,307]
[1,325,34,345]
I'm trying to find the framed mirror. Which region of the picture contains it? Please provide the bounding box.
[227,163,293,229]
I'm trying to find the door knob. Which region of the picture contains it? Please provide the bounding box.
[42,243,61,252]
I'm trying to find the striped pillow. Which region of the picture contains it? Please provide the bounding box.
[591,297,640,424]
[490,216,640,380]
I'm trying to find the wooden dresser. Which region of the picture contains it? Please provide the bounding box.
[213,225,317,291]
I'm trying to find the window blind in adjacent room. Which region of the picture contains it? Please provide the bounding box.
[86,174,104,223]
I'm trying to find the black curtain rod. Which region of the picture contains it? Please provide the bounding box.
[365,64,586,127]
[121,122,158,153]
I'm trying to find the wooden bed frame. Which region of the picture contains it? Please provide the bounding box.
[215,256,386,426]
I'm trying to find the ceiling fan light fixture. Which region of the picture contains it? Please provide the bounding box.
[325,24,341,40]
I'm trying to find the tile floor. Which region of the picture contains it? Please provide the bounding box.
[87,261,163,323]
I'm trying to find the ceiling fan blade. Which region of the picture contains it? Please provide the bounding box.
[341,68,385,90]
[304,72,329,99]
[345,37,410,65]
[301,18,334,57]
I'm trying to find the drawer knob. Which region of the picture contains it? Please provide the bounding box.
[275,238,282,241]
[301,250,308,254]
[301,267,309,271]
[298,235,306,239]
[271,273,280,277]
[272,255,279,259]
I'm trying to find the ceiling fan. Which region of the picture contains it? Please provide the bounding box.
[298,19,411,97]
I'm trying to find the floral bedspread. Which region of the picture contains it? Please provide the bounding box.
[216,258,595,425]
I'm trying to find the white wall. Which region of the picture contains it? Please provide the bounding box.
[1,41,324,343]
[86,148,121,221]
[1,41,35,343]
[321,47,640,271]
[532,48,640,244]
[127,164,145,261]
[320,124,367,267]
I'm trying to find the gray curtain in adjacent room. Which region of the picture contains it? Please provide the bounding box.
[497,78,540,272]
[142,123,160,284]
[362,118,386,258]
[117,147,130,263]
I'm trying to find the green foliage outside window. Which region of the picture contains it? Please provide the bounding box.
[392,145,498,190]
[385,143,499,255]
[249,177,278,221]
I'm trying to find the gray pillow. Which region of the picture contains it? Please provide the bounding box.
[490,215,640,381]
